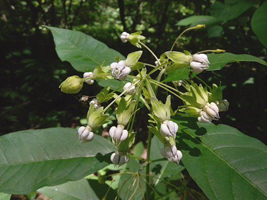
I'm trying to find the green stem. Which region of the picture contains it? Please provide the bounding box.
[145,131,153,199]
[139,41,160,64]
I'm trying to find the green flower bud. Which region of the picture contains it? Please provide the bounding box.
[151,95,171,122]
[59,75,84,94]
[87,105,109,129]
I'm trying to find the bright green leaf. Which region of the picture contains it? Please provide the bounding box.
[133,142,144,157]
[251,2,267,48]
[175,117,267,200]
[207,53,267,71]
[210,1,256,21]
[46,26,125,72]
[0,128,115,194]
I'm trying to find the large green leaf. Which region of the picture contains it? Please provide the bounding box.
[251,2,267,48]
[210,1,255,21]
[0,128,115,194]
[174,117,267,200]
[38,179,93,200]
[207,53,267,71]
[46,26,125,72]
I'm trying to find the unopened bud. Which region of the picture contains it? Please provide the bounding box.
[217,99,229,112]
[59,75,84,94]
[120,32,130,43]
[110,152,129,165]
[160,120,178,138]
[161,145,182,164]
[123,82,136,95]
[78,126,94,142]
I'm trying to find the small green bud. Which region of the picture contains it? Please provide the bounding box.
[151,95,171,122]
[59,75,84,94]
[116,98,136,126]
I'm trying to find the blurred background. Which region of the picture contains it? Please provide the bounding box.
[0,0,266,144]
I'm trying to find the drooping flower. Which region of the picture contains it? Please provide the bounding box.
[111,61,131,81]
[78,126,94,142]
[109,125,129,146]
[160,120,178,138]
[190,54,210,73]
[123,82,136,95]
[161,145,182,163]
[120,32,130,43]
[110,152,129,165]
[83,72,94,85]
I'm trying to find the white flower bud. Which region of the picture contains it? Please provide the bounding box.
[203,102,219,120]
[190,54,210,73]
[123,82,136,95]
[78,126,94,142]
[111,61,131,81]
[109,125,128,145]
[218,99,229,112]
[83,72,94,85]
[155,60,160,66]
[120,32,130,43]
[160,120,178,138]
[89,98,100,109]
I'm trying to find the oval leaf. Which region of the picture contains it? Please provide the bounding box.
[0,128,115,194]
[46,26,125,72]
[125,51,143,67]
[38,179,94,200]
[207,53,267,71]
[251,2,267,48]
[175,118,267,199]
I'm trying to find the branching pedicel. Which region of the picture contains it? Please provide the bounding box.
[59,25,229,166]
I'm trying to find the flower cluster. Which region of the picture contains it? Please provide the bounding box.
[59,26,229,167]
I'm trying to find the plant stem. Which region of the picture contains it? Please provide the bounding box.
[139,41,160,64]
[145,131,152,199]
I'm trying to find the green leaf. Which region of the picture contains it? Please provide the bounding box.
[164,68,191,82]
[176,15,221,27]
[207,53,267,71]
[175,117,267,199]
[96,87,113,104]
[38,179,93,200]
[0,193,11,200]
[46,26,125,72]
[0,128,115,194]
[207,25,223,38]
[251,2,267,48]
[210,1,256,21]
[96,79,124,91]
[125,51,143,67]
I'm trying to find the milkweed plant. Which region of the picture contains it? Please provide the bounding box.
[60,25,229,166]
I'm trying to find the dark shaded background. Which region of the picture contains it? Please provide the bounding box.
[1,0,267,145]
